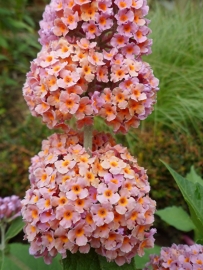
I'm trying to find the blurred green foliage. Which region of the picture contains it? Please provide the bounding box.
[0,0,48,197]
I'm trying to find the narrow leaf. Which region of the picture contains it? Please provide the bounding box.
[5,217,24,241]
[156,206,195,232]
[186,166,203,186]
[188,205,203,240]
[196,239,203,245]
[161,161,203,232]
[3,244,62,270]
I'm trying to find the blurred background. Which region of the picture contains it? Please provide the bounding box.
[0,0,203,245]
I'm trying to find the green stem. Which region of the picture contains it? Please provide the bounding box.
[84,124,93,155]
[0,222,6,269]
[0,222,6,251]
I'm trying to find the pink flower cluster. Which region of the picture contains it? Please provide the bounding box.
[144,244,203,270]
[39,0,152,57]
[0,195,21,222]
[23,36,158,133]
[21,131,156,265]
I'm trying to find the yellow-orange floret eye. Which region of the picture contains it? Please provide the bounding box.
[120,14,128,22]
[88,25,96,33]
[80,156,88,162]
[99,17,106,25]
[46,56,53,62]
[124,167,131,174]
[48,78,57,87]
[62,160,70,166]
[59,197,68,205]
[130,212,138,220]
[72,185,81,194]
[98,208,107,217]
[124,182,132,190]
[184,258,189,263]
[106,107,114,115]
[75,198,85,207]
[83,66,91,74]
[60,235,68,243]
[67,15,74,23]
[57,142,62,147]
[62,175,71,183]
[85,213,93,224]
[62,46,69,53]
[64,210,72,219]
[136,30,142,38]
[123,237,130,244]
[118,197,128,206]
[86,172,95,181]
[110,161,118,167]
[41,173,47,181]
[111,178,118,184]
[116,70,125,77]
[114,212,121,221]
[104,190,113,198]
[33,195,38,203]
[30,225,36,232]
[32,209,38,219]
[76,228,84,236]
[46,234,53,243]
[45,199,50,208]
[116,93,125,102]
[119,1,127,8]
[98,2,107,11]
[66,99,74,108]
[123,24,131,32]
[64,76,73,83]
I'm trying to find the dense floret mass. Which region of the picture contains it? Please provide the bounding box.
[144,244,203,270]
[21,131,156,265]
[39,0,152,57]
[23,37,158,133]
[0,195,21,221]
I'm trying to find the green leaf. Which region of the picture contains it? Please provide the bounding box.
[196,239,203,245]
[63,249,136,270]
[156,206,195,232]
[0,8,13,16]
[3,243,62,270]
[188,205,203,240]
[98,254,135,270]
[63,249,100,270]
[5,217,24,241]
[134,245,161,269]
[0,55,9,61]
[0,249,5,270]
[0,36,8,49]
[186,166,203,186]
[6,18,33,32]
[161,161,203,233]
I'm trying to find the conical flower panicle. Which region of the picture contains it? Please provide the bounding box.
[0,195,21,222]
[21,131,156,265]
[23,0,159,132]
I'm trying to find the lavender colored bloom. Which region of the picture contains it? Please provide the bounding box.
[144,243,203,270]
[0,195,21,221]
